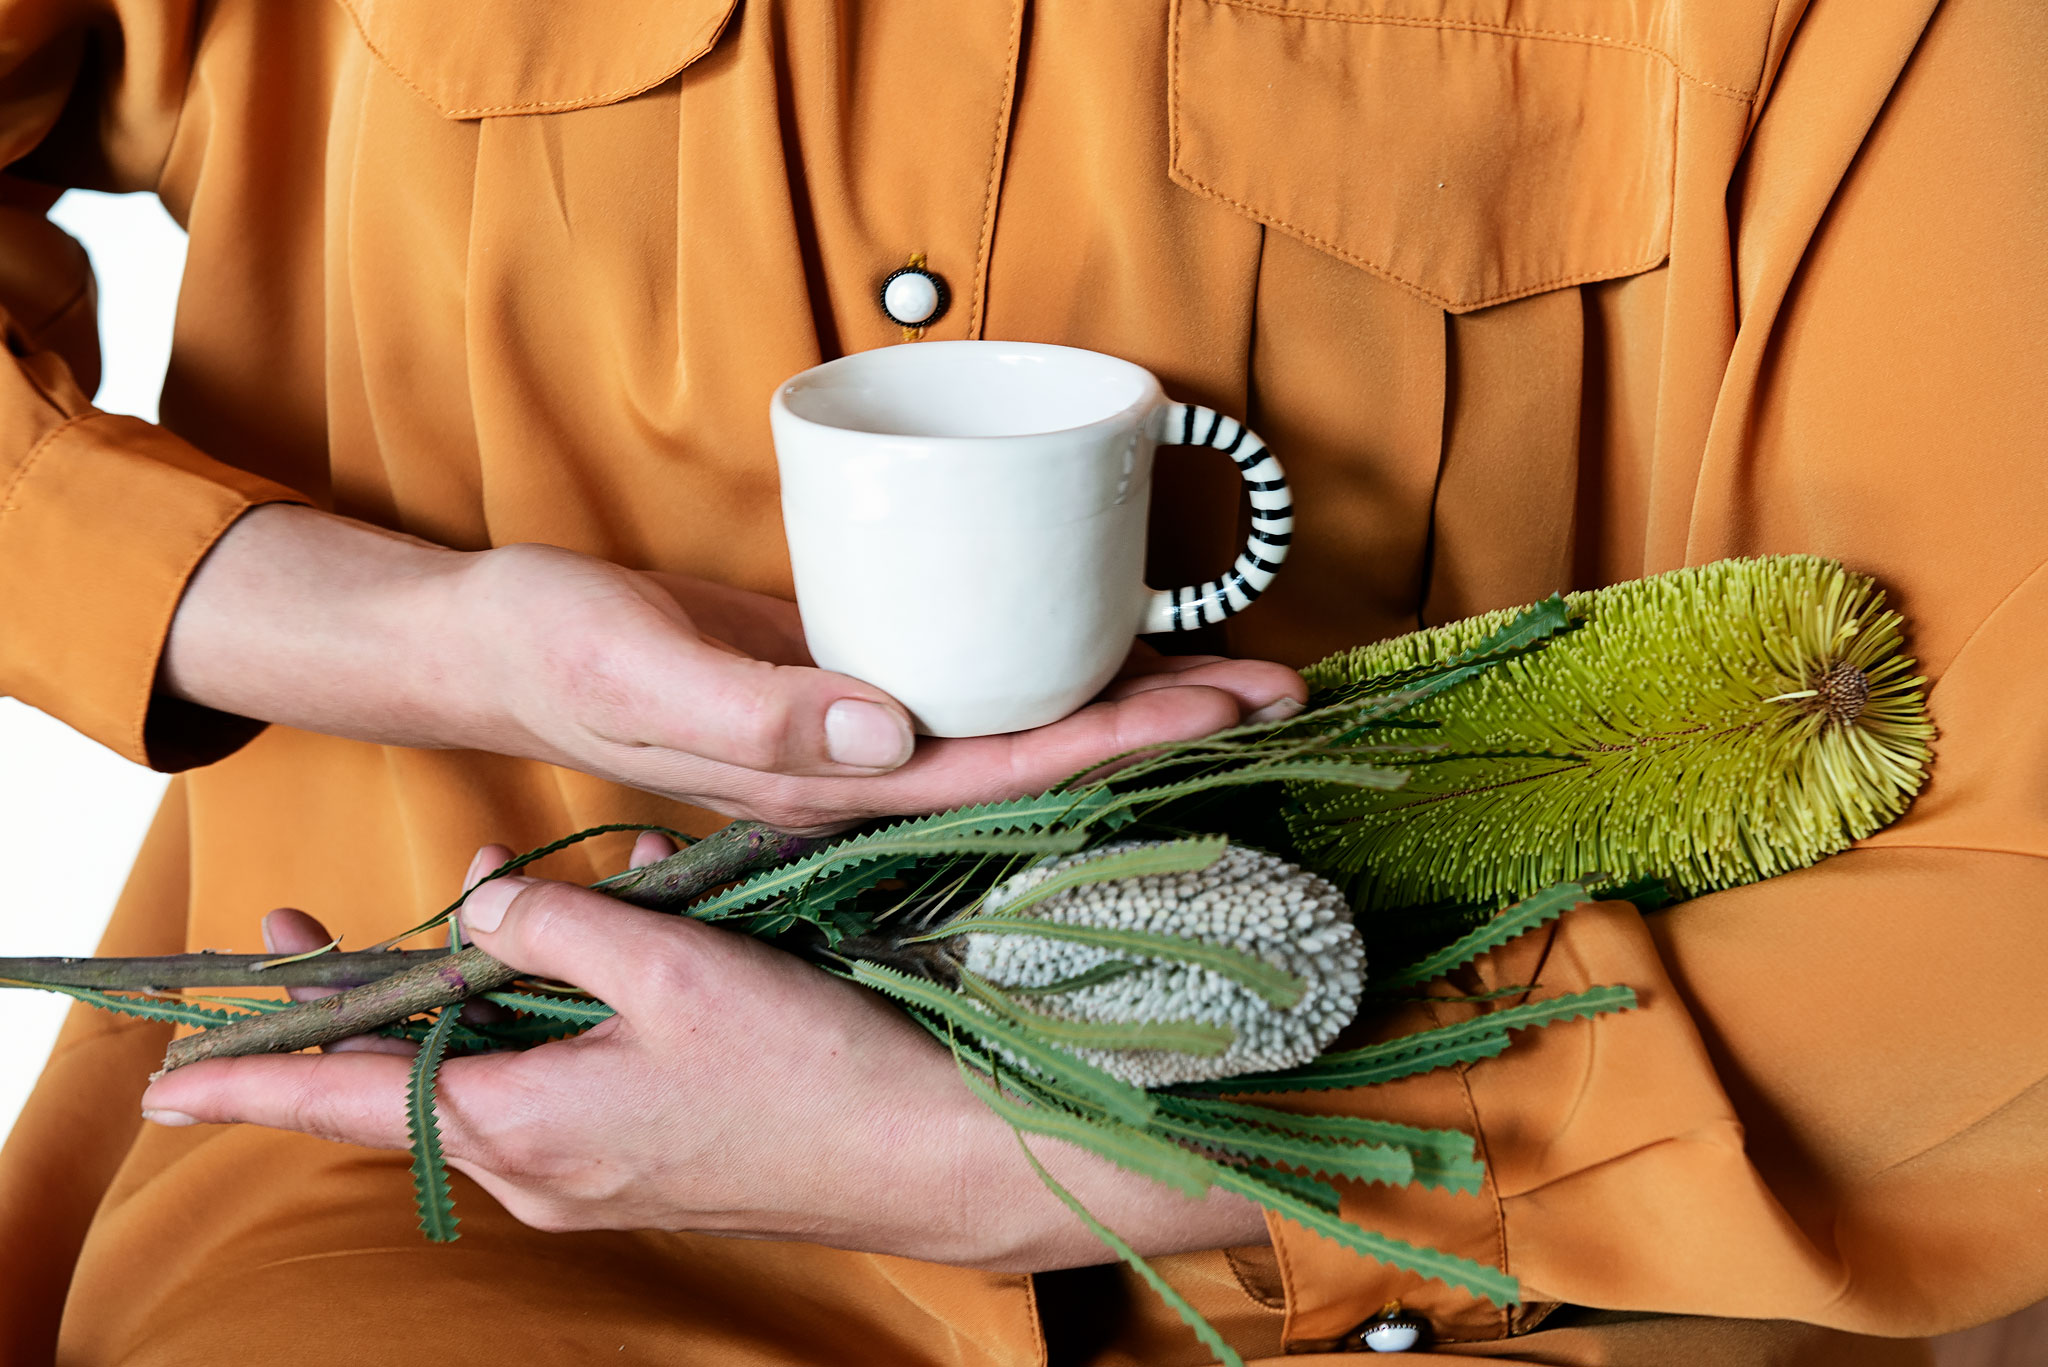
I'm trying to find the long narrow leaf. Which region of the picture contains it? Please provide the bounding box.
[1010,1132,1243,1367]
[1156,1095,1482,1194]
[481,991,618,1026]
[1206,1161,1520,1306]
[0,979,267,1032]
[988,837,1227,917]
[1378,883,1597,991]
[407,1007,461,1242]
[850,963,1154,1126]
[690,829,1089,922]
[1186,986,1638,1093]
[916,919,1304,1009]
[1141,1107,1412,1187]
[954,970,1235,1056]
[1224,1162,1343,1214]
[955,1066,1211,1197]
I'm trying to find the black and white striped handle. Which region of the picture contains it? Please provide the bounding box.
[1143,403,1292,634]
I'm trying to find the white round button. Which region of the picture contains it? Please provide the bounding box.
[1361,1320,1424,1353]
[880,267,946,328]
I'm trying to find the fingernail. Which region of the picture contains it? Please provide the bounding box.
[142,1109,197,1127]
[825,699,914,769]
[464,846,498,887]
[463,876,533,934]
[1246,697,1305,725]
[260,911,280,955]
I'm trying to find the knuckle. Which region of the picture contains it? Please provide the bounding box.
[719,678,799,772]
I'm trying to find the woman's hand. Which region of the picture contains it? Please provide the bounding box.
[136,845,1270,1270]
[161,506,1304,828]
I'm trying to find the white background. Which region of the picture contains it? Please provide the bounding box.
[0,191,183,1140]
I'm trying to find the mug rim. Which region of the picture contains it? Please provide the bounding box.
[771,340,1162,442]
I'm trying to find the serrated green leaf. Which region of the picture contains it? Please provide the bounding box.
[407,1007,461,1242]
[0,979,268,1031]
[1155,1095,1483,1194]
[377,822,683,950]
[1225,1162,1343,1214]
[850,963,1154,1126]
[1003,959,1141,998]
[788,854,920,916]
[953,969,1235,1056]
[989,836,1228,917]
[956,1065,1212,1198]
[481,991,618,1026]
[1141,1106,1412,1187]
[1207,1160,1520,1306]
[689,829,1090,922]
[1378,883,1597,991]
[1188,985,1638,1093]
[917,917,1304,1009]
[1094,760,1410,821]
[1008,1131,1243,1367]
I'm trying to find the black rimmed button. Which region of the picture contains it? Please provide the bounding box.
[1349,1307,1429,1353]
[880,264,949,329]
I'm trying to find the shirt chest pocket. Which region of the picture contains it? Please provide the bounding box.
[1168,0,1678,312]
[336,0,738,117]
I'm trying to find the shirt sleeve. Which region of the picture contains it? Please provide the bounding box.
[1265,0,2048,1346]
[0,0,308,770]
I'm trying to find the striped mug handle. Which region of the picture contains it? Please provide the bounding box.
[1141,403,1292,634]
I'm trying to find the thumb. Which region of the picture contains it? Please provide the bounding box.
[604,629,916,777]
[460,875,712,1019]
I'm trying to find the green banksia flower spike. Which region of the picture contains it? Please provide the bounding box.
[955,843,1365,1088]
[1291,556,1935,911]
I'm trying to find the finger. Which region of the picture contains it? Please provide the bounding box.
[642,572,813,667]
[629,830,679,869]
[464,844,516,890]
[458,876,731,1019]
[769,680,1251,820]
[140,1050,419,1148]
[1101,657,1306,719]
[262,907,339,1005]
[1109,642,1224,680]
[602,630,917,778]
[255,908,419,1054]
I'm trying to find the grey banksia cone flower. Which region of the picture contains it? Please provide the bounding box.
[958,843,1365,1087]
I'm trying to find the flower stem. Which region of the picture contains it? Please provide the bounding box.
[155,821,828,1074]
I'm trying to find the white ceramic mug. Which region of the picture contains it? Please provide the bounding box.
[770,341,1292,737]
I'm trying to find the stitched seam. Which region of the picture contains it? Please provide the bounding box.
[0,412,95,528]
[1265,1197,1314,1348]
[1198,0,1757,101]
[1223,1244,1288,1309]
[1167,6,1671,311]
[1170,158,1670,310]
[1442,994,1515,1341]
[332,0,730,118]
[967,0,1026,338]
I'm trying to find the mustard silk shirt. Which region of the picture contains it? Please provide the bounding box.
[0,0,2042,1362]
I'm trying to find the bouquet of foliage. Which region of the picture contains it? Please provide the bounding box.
[0,556,1933,1364]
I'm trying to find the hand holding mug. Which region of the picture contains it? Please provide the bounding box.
[772,342,1296,737]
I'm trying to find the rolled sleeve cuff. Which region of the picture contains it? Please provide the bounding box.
[0,412,309,770]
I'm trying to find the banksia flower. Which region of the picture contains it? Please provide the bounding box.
[1292,556,1935,910]
[953,842,1365,1087]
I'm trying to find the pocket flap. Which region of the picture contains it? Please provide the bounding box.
[337,0,738,118]
[1170,0,1677,312]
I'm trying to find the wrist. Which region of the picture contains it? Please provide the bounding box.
[937,1085,1270,1274]
[161,504,477,746]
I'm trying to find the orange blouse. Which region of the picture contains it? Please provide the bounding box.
[0,0,2041,1362]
